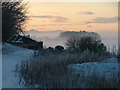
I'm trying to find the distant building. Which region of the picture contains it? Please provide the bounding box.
[8,34,43,50]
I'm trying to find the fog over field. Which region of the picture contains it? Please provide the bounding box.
[27,29,118,50]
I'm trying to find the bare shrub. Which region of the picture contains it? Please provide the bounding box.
[111,45,119,58]
[106,45,119,59]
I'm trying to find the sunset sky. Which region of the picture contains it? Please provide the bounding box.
[25,2,118,33]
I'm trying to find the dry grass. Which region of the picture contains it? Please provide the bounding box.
[15,49,112,88]
[82,72,119,88]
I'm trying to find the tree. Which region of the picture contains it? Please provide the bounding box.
[1,0,28,42]
[66,36,107,54]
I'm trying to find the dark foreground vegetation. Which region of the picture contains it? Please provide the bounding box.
[15,35,119,88]
[15,50,108,88]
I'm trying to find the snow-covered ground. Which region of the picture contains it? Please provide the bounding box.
[1,43,119,88]
[68,57,119,88]
[0,43,2,89]
[68,57,119,79]
[2,43,33,88]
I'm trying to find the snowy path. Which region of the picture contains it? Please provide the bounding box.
[2,44,33,88]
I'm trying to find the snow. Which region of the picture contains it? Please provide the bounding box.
[68,57,119,79]
[0,43,2,89]
[1,43,119,88]
[2,43,33,88]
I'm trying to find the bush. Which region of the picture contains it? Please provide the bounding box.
[66,36,107,54]
[55,45,64,52]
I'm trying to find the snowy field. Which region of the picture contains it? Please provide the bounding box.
[1,43,119,88]
[2,43,33,88]
[68,57,119,88]
[68,57,119,78]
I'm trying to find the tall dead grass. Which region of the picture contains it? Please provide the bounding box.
[15,49,112,88]
[83,72,119,88]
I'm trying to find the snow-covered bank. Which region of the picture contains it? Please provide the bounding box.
[68,57,119,88]
[0,54,1,90]
[2,43,33,88]
[0,43,2,89]
[68,57,119,79]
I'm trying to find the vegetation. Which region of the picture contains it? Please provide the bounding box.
[55,45,64,52]
[117,46,120,60]
[1,0,28,42]
[66,36,107,54]
[15,48,110,88]
[79,72,118,88]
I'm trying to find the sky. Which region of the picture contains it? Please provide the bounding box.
[25,2,118,33]
[22,0,119,2]
[23,1,118,48]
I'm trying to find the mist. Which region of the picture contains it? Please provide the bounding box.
[27,29,118,50]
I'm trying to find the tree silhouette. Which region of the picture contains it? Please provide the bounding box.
[1,0,28,42]
[66,36,107,54]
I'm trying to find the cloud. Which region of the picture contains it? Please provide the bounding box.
[31,16,53,18]
[42,11,60,15]
[87,25,92,27]
[78,11,94,15]
[31,15,69,22]
[85,16,118,24]
[54,16,69,22]
[79,6,88,8]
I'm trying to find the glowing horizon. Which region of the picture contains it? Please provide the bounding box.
[25,2,118,33]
